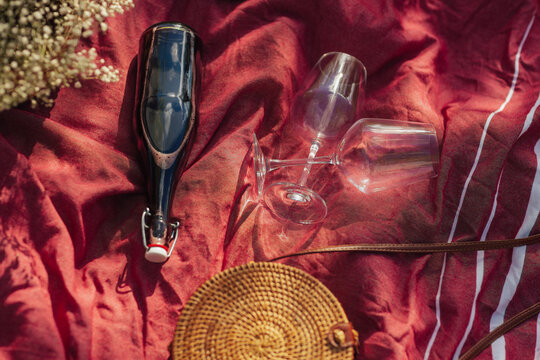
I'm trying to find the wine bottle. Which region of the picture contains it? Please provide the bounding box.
[134,22,201,263]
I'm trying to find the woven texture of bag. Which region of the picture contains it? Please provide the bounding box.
[172,261,355,359]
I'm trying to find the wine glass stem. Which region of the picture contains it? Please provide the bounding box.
[298,140,320,186]
[267,154,332,171]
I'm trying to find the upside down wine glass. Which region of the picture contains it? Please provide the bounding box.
[253,52,367,198]
[258,118,440,224]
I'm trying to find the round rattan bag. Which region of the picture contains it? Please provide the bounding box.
[172,261,356,359]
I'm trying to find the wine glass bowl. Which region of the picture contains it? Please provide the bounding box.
[335,119,439,194]
[290,52,367,144]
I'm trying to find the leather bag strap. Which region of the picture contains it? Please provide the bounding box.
[270,233,540,261]
[459,301,540,360]
[270,233,540,359]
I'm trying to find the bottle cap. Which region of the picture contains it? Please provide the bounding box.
[145,245,169,263]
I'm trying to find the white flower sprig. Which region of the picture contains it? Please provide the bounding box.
[0,0,134,111]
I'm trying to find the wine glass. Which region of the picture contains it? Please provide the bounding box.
[258,118,440,224]
[253,52,367,198]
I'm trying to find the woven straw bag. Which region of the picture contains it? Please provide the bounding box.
[171,234,540,359]
[172,261,357,359]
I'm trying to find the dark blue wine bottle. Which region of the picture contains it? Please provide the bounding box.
[134,22,201,262]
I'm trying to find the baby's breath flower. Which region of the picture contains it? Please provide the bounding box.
[82,29,93,38]
[0,0,134,111]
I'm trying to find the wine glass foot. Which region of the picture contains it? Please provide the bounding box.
[262,182,327,225]
[252,134,267,198]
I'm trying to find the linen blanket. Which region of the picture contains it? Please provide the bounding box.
[1,0,539,359]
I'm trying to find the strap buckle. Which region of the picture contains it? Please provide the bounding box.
[327,322,358,350]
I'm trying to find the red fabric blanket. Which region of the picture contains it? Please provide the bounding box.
[1,0,540,359]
